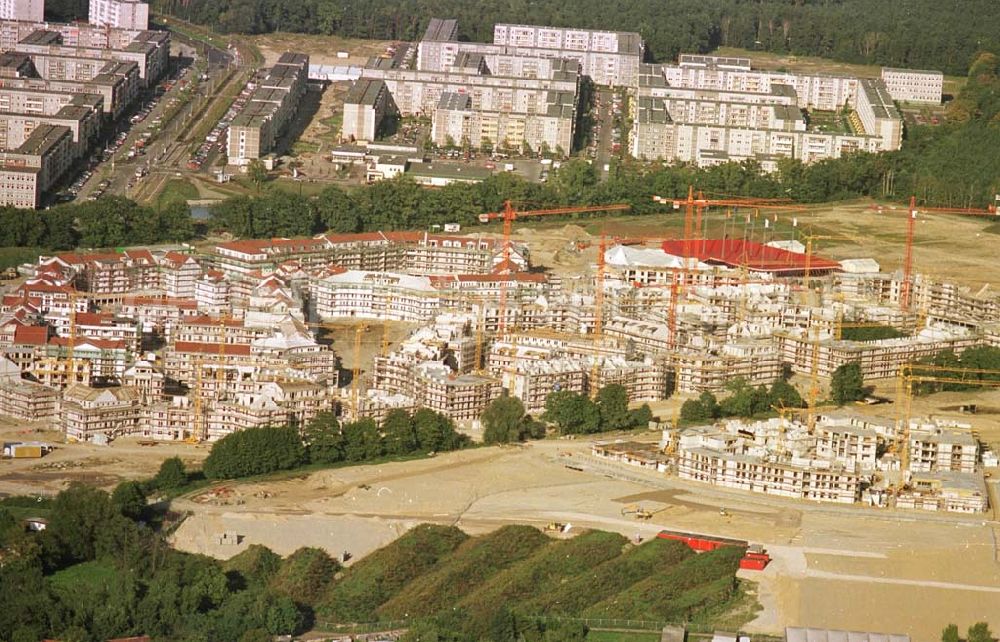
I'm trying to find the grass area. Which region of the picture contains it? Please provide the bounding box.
[0,246,44,270]
[156,179,200,208]
[269,178,330,198]
[315,531,754,633]
[292,140,321,155]
[456,530,628,621]
[378,525,550,619]
[586,632,662,642]
[49,560,117,594]
[316,524,469,623]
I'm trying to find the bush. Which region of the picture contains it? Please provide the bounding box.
[270,547,340,606]
[203,426,306,480]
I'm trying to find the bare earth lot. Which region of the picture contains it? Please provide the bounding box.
[165,438,1000,642]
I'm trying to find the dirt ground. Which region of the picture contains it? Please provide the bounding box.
[163,437,1000,641]
[522,199,1000,291]
[250,33,394,68]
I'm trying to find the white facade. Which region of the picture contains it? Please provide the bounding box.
[89,0,149,29]
[0,0,44,22]
[881,67,943,104]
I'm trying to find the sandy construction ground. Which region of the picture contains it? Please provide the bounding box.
[162,436,1000,641]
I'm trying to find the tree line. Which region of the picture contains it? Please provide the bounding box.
[480,384,653,444]
[0,480,314,641]
[148,0,1000,75]
[202,410,470,480]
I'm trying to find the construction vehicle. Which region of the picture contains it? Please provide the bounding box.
[544,522,572,534]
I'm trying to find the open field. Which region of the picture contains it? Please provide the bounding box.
[515,197,1000,291]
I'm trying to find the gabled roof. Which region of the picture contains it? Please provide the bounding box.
[172,341,253,355]
[13,325,49,345]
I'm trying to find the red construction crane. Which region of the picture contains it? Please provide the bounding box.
[479,200,630,333]
[893,196,997,310]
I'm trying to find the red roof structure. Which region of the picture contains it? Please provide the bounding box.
[659,239,841,275]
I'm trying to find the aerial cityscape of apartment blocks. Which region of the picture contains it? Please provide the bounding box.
[0,5,165,208]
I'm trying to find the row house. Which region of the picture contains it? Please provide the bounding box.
[677,446,861,504]
[45,311,141,353]
[119,295,199,336]
[212,231,525,279]
[160,251,201,298]
[61,384,141,442]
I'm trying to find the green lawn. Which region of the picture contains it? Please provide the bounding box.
[0,246,44,270]
[156,179,200,208]
[49,560,117,594]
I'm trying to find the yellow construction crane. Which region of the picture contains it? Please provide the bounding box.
[351,323,369,418]
[590,234,607,400]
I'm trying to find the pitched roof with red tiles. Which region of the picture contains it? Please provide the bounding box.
[13,325,49,345]
[172,341,252,355]
[48,336,127,350]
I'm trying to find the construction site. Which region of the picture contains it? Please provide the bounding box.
[2,192,1000,638]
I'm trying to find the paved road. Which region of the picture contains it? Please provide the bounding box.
[594,88,615,180]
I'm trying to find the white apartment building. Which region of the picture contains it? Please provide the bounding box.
[492,23,643,86]
[881,67,943,104]
[909,423,979,474]
[0,0,43,22]
[89,0,149,30]
[311,270,441,322]
[159,251,201,299]
[431,90,574,152]
[342,78,395,143]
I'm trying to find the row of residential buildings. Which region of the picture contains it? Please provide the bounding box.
[0,15,167,207]
[0,0,147,28]
[342,19,938,166]
[593,412,989,513]
[226,52,309,166]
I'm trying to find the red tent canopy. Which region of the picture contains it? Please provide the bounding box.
[660,239,841,274]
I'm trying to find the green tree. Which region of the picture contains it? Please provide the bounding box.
[942,624,960,642]
[968,623,994,642]
[154,456,188,491]
[482,396,527,444]
[247,159,268,193]
[342,419,383,461]
[831,362,866,405]
[316,185,360,233]
[110,481,147,520]
[596,384,629,430]
[412,408,465,452]
[303,412,345,464]
[203,426,306,479]
[543,390,601,434]
[769,379,804,409]
[627,404,653,428]
[45,483,114,564]
[382,409,418,455]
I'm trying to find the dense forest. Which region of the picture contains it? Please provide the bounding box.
[141,0,1000,75]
